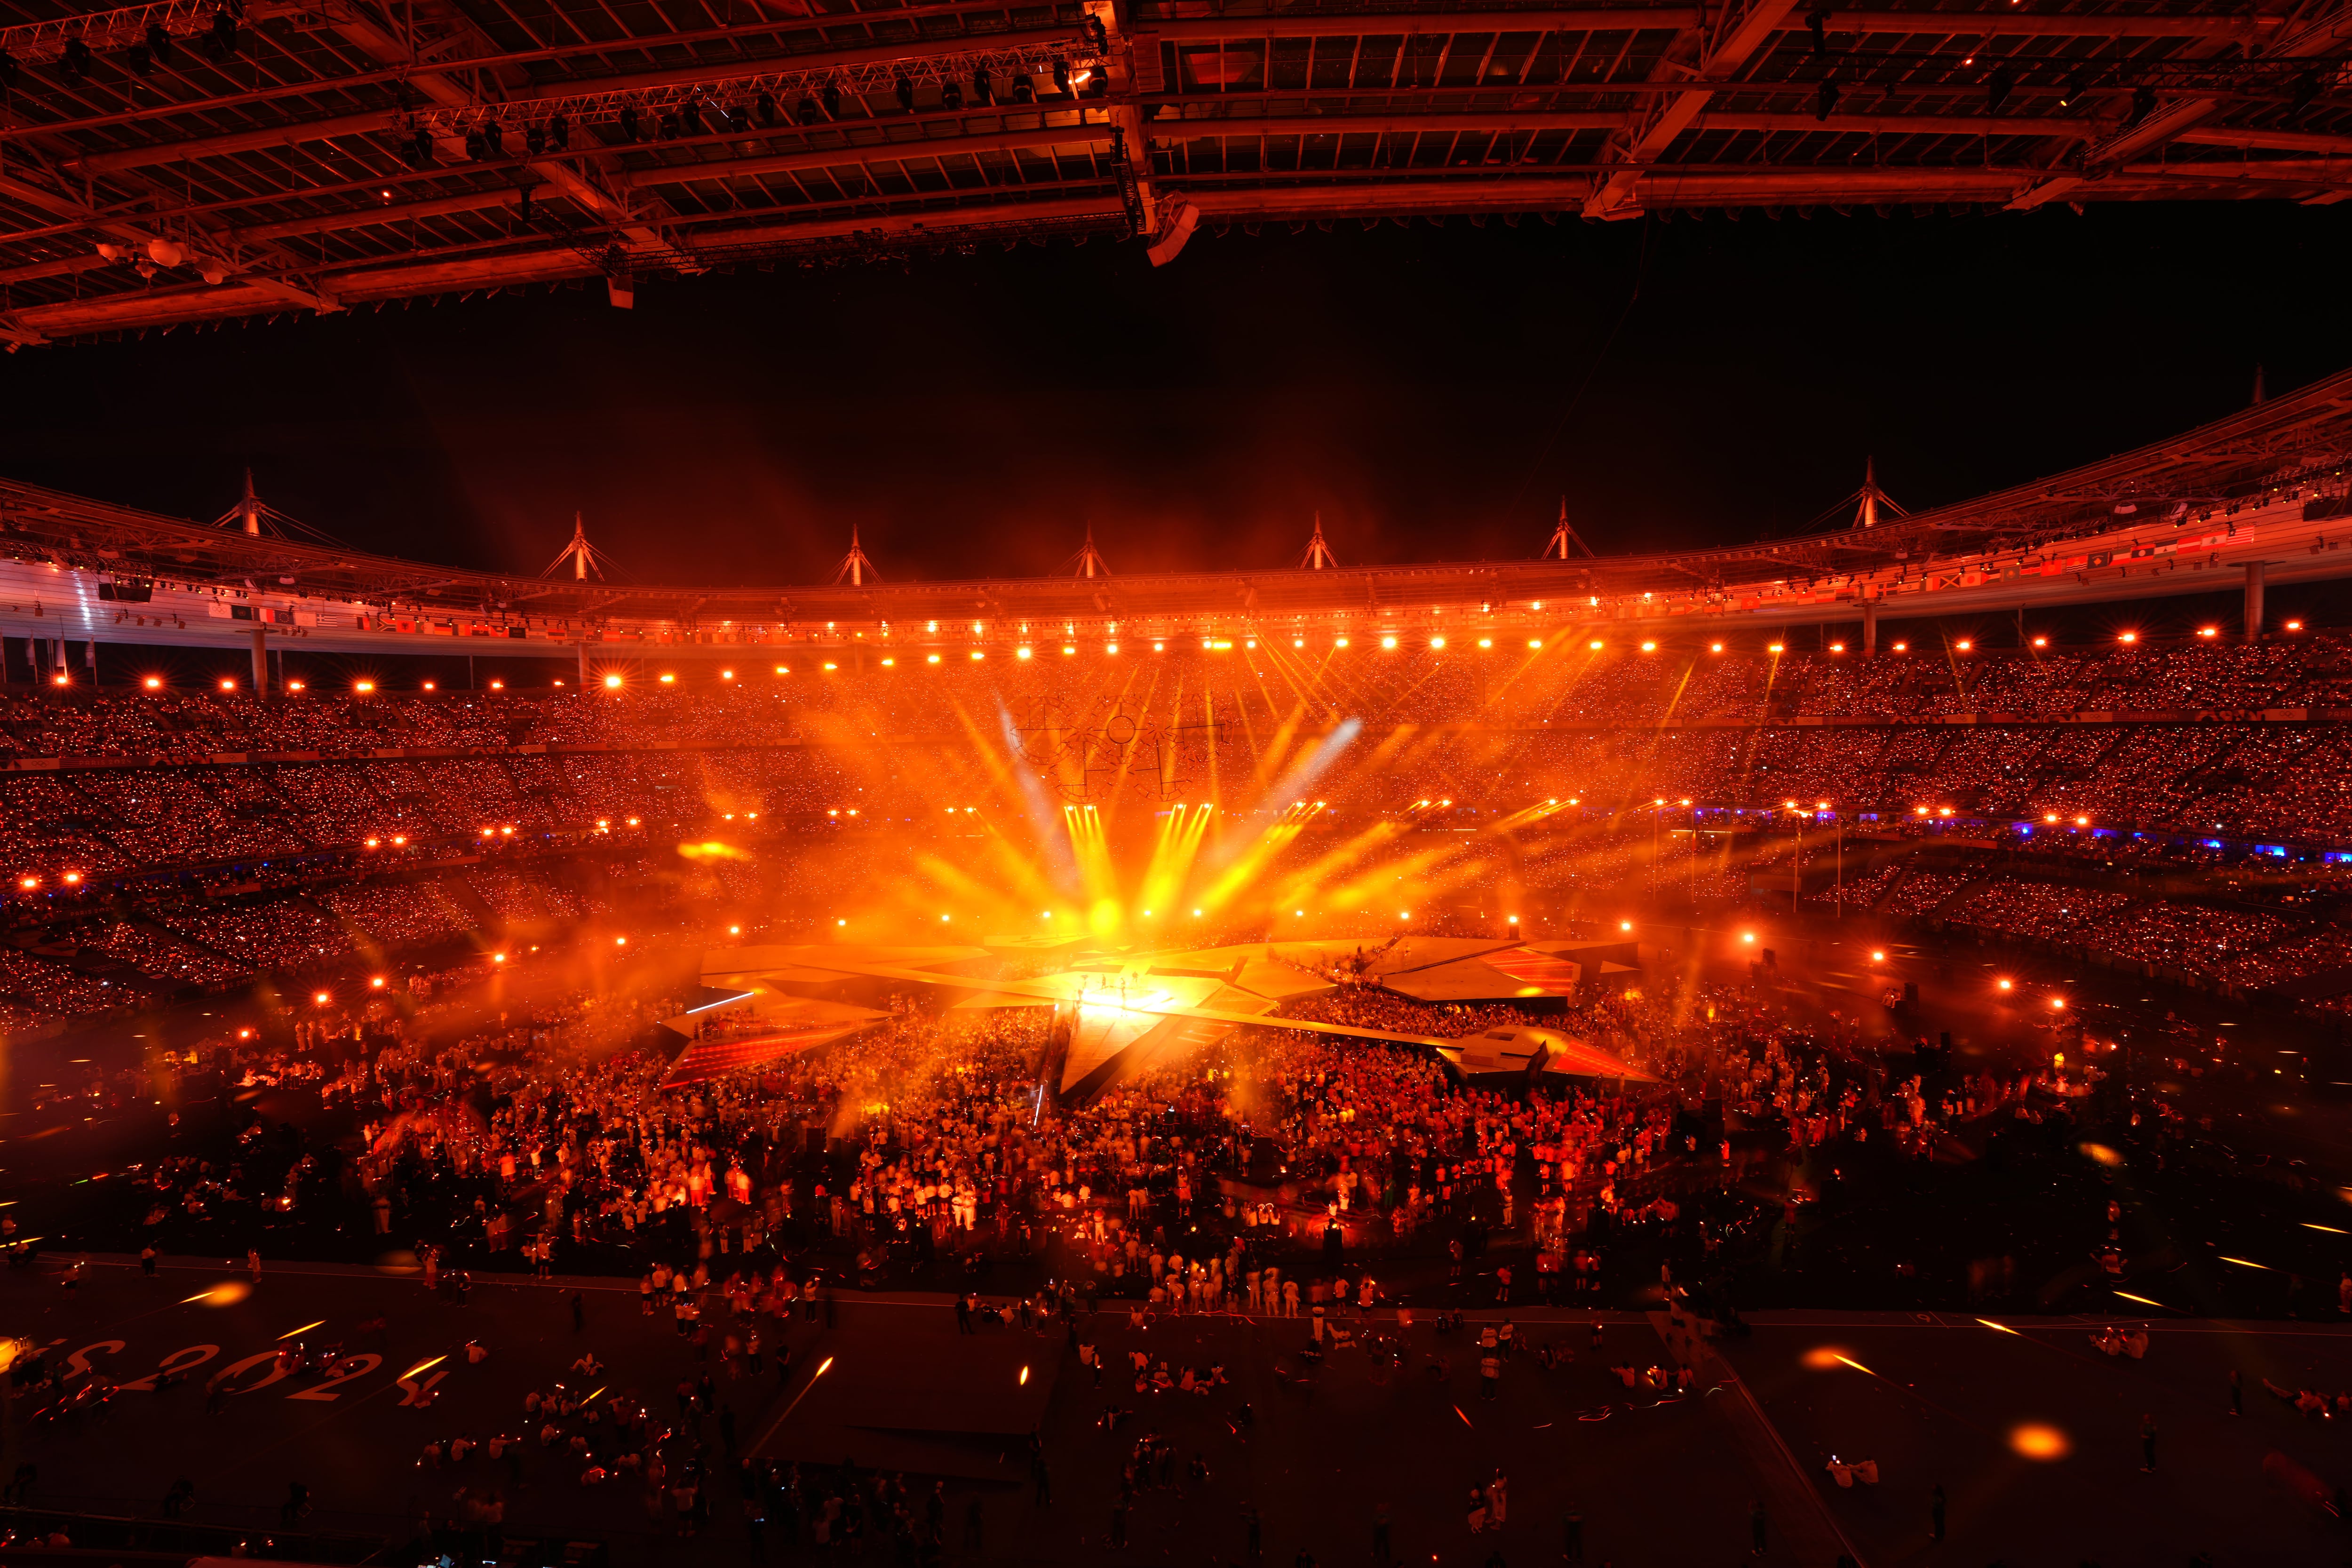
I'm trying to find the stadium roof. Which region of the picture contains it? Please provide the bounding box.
[2,358,2349,652]
[0,0,2346,343]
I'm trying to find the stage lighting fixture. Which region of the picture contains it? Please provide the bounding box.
[1013,74,1034,103]
[1589,639,1603,651]
[656,111,678,141]
[681,98,705,135]
[2118,631,2138,644]
[1956,639,1972,651]
[1814,77,1838,121]
[756,93,778,127]
[1017,647,1033,660]
[941,80,962,111]
[660,673,676,683]
[895,74,915,111]
[972,66,994,104]
[1430,637,1446,649]
[1053,59,1072,94]
[526,123,547,155]
[1640,641,1657,652]
[1529,639,1542,648]
[141,675,162,690]
[463,129,486,161]
[2130,85,2156,123]
[1767,642,1784,653]
[357,678,379,694]
[1892,640,1907,652]
[1986,66,2012,114]
[548,114,570,151]
[1829,642,1844,653]
[620,106,643,141]
[61,38,91,84]
[1085,15,1110,50]
[1381,636,1398,649]
[210,8,238,57]
[127,41,153,75]
[219,677,236,692]
[1107,643,1119,653]
[0,50,16,89]
[146,22,171,64]
[405,127,435,167]
[823,83,843,118]
[2058,68,2089,107]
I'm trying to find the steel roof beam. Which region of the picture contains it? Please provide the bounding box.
[51,6,2310,177]
[2008,0,2352,208]
[1583,0,1805,220]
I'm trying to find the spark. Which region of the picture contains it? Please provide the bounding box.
[1975,1319,2020,1336]
[400,1355,448,1380]
[2112,1291,2165,1309]
[278,1320,326,1339]
[2218,1256,2270,1270]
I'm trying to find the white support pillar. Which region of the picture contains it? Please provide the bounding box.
[2244,560,2266,641]
[250,627,269,695]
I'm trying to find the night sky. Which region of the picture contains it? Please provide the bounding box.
[4,199,2349,588]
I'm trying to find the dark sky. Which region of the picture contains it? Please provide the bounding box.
[4,199,2348,588]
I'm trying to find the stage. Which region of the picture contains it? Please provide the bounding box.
[695,937,1654,1098]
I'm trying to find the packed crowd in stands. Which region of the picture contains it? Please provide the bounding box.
[3,637,2352,1030]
